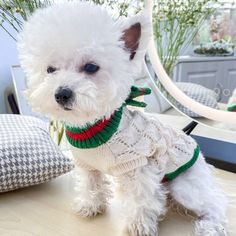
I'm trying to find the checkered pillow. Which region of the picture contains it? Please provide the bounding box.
[173,82,219,118]
[0,115,74,192]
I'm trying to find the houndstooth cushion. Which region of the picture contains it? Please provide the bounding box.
[173,82,219,118]
[0,114,74,192]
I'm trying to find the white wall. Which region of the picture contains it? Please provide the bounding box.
[0,27,19,114]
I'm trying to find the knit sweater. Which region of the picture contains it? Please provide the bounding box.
[68,107,199,178]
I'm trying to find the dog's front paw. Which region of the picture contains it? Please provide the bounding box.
[73,198,106,218]
[195,220,227,236]
[126,222,158,236]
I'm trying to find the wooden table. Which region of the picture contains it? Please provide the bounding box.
[0,168,235,236]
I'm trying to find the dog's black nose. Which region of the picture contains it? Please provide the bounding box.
[55,87,73,105]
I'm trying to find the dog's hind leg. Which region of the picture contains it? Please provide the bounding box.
[73,168,112,217]
[117,164,167,236]
[169,154,227,236]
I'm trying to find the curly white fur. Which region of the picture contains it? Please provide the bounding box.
[228,88,236,107]
[18,1,150,126]
[224,88,236,131]
[18,1,227,236]
[73,169,112,217]
[117,164,167,236]
[169,155,227,236]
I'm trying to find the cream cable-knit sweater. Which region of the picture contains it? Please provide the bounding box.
[71,107,198,177]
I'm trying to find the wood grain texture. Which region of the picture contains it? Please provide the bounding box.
[0,169,235,236]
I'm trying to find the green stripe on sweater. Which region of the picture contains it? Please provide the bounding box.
[164,145,200,181]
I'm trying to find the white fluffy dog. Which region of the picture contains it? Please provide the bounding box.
[224,88,236,131]
[228,89,236,105]
[18,2,227,236]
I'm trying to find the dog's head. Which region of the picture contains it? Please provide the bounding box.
[18,1,151,126]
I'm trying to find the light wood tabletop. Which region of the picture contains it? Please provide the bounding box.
[0,168,235,236]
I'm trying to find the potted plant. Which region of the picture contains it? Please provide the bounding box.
[143,0,218,108]
[152,0,218,76]
[194,39,234,56]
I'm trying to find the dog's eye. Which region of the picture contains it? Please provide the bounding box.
[47,66,57,74]
[83,63,99,74]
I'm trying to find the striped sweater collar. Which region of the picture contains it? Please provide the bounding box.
[65,86,151,149]
[65,106,123,149]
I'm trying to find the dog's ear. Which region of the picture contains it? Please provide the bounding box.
[120,11,152,61]
[121,23,141,60]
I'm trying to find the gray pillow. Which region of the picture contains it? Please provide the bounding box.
[0,114,74,192]
[173,82,219,118]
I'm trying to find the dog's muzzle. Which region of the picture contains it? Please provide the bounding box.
[55,87,74,110]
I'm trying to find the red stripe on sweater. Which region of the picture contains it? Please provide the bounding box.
[66,117,112,141]
[140,88,145,95]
